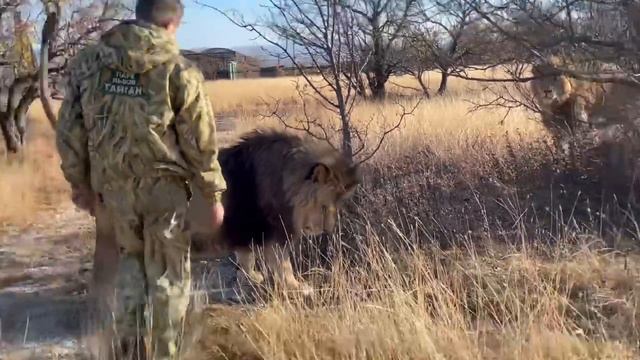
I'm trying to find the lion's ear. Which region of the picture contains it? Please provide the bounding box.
[308,163,333,184]
[531,65,541,77]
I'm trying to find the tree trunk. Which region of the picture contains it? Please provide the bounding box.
[1,112,23,153]
[369,71,387,100]
[416,71,431,99]
[366,53,388,100]
[356,74,368,99]
[15,85,37,142]
[340,115,353,162]
[0,81,37,154]
[368,15,388,101]
[437,70,448,96]
[336,84,353,162]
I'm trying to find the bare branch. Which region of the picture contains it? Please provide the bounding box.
[356,97,423,164]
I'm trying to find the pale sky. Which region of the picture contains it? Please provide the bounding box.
[22,0,267,52]
[176,0,268,49]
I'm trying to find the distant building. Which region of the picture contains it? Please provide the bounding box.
[259,64,285,78]
[181,48,261,80]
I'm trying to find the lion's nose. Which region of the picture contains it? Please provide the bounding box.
[543,90,552,97]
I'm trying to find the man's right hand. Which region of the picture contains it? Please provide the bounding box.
[211,202,224,228]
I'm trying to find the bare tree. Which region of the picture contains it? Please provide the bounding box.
[0,0,128,154]
[419,0,483,95]
[399,27,437,97]
[462,0,640,86]
[197,0,419,163]
[397,0,495,98]
[1,0,40,154]
[346,0,421,100]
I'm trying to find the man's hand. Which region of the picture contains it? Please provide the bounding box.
[71,184,96,216]
[211,201,224,228]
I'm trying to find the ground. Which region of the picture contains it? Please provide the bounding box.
[0,206,93,357]
[0,202,243,359]
[1,73,639,359]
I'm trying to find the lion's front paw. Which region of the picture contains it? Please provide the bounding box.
[280,276,314,297]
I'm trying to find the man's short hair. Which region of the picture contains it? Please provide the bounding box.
[135,0,184,27]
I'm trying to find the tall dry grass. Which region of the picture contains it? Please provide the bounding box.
[204,69,515,115]
[0,100,70,229]
[186,235,639,360]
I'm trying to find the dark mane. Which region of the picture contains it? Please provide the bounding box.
[223,128,305,152]
[218,129,303,248]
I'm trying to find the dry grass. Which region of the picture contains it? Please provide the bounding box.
[205,76,304,115]
[186,235,639,360]
[204,68,515,115]
[2,71,640,359]
[0,100,70,229]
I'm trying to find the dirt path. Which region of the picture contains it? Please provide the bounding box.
[0,205,95,358]
[0,116,242,358]
[0,202,244,359]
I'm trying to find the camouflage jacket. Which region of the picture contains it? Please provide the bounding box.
[56,20,226,201]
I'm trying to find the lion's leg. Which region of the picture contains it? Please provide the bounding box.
[263,242,313,296]
[234,247,265,286]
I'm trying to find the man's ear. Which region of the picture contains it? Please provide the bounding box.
[307,163,333,184]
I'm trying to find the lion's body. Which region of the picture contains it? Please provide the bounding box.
[530,56,640,205]
[529,56,640,143]
[186,129,361,294]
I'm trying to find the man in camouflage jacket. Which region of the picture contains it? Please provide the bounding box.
[55,0,226,358]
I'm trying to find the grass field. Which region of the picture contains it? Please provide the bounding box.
[1,72,639,359]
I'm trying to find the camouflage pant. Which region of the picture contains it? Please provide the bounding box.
[99,176,192,360]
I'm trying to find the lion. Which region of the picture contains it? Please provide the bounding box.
[530,55,640,204]
[529,55,640,147]
[186,129,361,296]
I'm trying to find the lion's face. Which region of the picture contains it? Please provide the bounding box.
[294,161,360,236]
[531,63,573,108]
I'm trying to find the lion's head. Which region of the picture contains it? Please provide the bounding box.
[530,56,574,108]
[286,143,361,237]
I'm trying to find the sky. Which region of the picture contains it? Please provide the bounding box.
[22,0,269,60]
[176,0,268,49]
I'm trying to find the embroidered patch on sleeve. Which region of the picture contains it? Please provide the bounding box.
[104,71,144,97]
